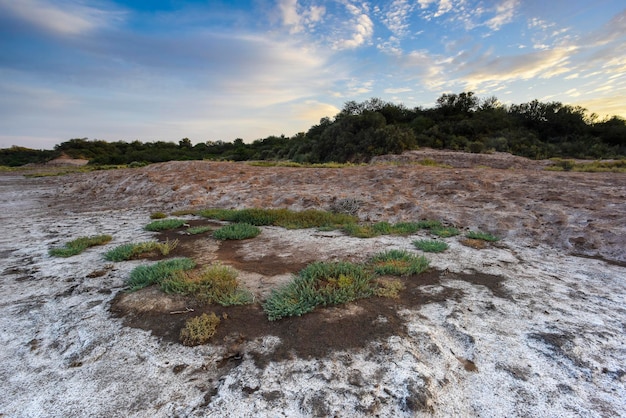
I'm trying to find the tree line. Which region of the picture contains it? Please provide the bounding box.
[2,92,625,166]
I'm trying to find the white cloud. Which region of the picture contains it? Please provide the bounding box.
[277,0,326,34]
[485,0,519,31]
[382,0,414,38]
[0,0,124,36]
[384,87,412,94]
[462,47,576,88]
[332,3,374,50]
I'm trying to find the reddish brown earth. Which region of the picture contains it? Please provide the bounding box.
[56,149,625,264]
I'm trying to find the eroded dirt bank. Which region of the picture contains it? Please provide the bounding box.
[0,151,625,417]
[56,150,626,264]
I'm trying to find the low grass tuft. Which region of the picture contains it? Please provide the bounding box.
[369,249,429,276]
[263,261,375,321]
[49,235,112,257]
[145,218,187,231]
[161,263,253,306]
[413,239,449,253]
[180,313,220,346]
[186,225,212,235]
[149,212,168,219]
[127,258,195,291]
[104,239,178,261]
[430,226,460,238]
[198,208,357,229]
[343,220,442,238]
[212,223,261,240]
[465,230,500,242]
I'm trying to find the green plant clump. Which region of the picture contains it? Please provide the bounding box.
[198,207,357,229]
[150,212,168,219]
[343,220,442,238]
[263,261,375,321]
[186,225,212,235]
[104,240,178,261]
[413,239,449,253]
[49,234,112,257]
[369,249,430,276]
[161,263,253,305]
[127,258,195,291]
[465,231,500,242]
[212,223,261,240]
[430,226,460,238]
[144,218,187,231]
[180,313,221,346]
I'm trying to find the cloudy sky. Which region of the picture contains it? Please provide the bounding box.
[1,0,624,149]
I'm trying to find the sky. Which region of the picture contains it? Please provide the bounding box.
[0,0,625,150]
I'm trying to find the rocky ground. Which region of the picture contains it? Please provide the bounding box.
[0,150,624,417]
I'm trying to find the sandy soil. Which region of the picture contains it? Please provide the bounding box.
[1,150,625,417]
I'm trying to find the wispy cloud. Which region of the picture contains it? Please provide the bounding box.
[461,47,576,88]
[0,0,124,36]
[484,0,519,31]
[277,0,326,34]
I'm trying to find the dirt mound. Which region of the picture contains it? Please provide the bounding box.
[55,152,626,264]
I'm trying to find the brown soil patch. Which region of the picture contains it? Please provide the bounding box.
[111,232,509,367]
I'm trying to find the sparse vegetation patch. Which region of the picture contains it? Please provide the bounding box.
[186,225,212,235]
[263,261,376,321]
[49,234,112,257]
[161,263,253,306]
[199,208,357,229]
[369,250,430,276]
[413,239,449,253]
[145,218,187,231]
[127,258,195,291]
[149,212,168,219]
[213,223,261,240]
[374,278,405,298]
[343,220,439,238]
[466,231,500,242]
[104,240,178,261]
[431,226,460,238]
[180,313,220,346]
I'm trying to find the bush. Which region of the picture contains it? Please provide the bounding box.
[465,231,500,242]
[49,235,112,257]
[160,263,253,305]
[263,261,375,321]
[104,240,178,261]
[127,258,195,291]
[369,249,429,276]
[212,223,261,240]
[413,239,449,253]
[145,218,187,231]
[180,313,220,346]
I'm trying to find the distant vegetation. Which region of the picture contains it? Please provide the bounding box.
[49,235,112,258]
[3,92,625,166]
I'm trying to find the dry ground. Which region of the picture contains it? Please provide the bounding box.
[0,150,625,417]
